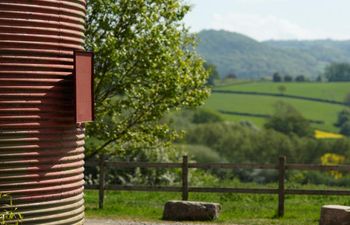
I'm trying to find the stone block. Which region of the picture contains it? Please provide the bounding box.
[320,205,350,225]
[163,200,221,221]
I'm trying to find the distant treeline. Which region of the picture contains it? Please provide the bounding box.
[325,63,350,82]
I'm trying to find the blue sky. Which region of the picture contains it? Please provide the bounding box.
[184,0,350,41]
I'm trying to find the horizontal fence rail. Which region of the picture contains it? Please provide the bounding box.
[85,155,350,217]
[85,162,350,171]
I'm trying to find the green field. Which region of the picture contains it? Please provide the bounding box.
[215,81,350,102]
[204,82,350,132]
[85,189,350,225]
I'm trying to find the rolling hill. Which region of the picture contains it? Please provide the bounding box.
[203,81,350,132]
[197,30,350,79]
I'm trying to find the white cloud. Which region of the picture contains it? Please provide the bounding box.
[209,13,325,41]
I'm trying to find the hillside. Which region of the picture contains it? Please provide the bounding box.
[264,39,350,62]
[203,82,350,132]
[197,30,350,79]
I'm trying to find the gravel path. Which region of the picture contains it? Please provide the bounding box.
[85,219,228,225]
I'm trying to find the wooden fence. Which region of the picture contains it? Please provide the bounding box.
[85,155,350,217]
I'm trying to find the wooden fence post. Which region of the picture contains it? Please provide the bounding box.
[99,154,106,209]
[278,156,286,217]
[182,155,189,201]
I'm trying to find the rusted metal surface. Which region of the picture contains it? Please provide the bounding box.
[0,0,87,224]
[75,51,94,123]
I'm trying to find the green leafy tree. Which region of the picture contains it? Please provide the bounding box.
[344,92,350,106]
[336,109,350,127]
[85,0,209,158]
[277,85,286,95]
[192,109,223,124]
[340,122,350,136]
[295,75,306,82]
[273,72,282,82]
[265,101,311,137]
[203,62,220,86]
[284,75,293,82]
[325,63,350,82]
[225,72,237,80]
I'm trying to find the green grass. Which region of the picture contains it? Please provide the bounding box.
[214,79,255,87]
[85,189,350,225]
[215,81,350,102]
[204,93,344,132]
[202,81,350,132]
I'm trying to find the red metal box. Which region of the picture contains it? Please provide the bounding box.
[75,51,94,123]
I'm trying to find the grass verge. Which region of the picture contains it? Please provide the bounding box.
[85,189,350,225]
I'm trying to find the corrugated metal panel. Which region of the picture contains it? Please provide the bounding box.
[0,0,86,224]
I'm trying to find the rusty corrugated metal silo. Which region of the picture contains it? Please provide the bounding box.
[0,0,91,224]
